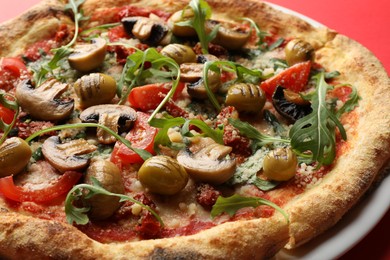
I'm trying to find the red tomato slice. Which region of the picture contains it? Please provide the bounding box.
[260,61,311,97]
[128,82,185,111]
[0,105,15,125]
[111,112,158,166]
[0,57,30,92]
[0,171,82,203]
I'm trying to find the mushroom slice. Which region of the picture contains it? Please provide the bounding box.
[205,20,250,50]
[79,104,137,144]
[68,38,107,72]
[177,137,236,184]
[42,136,97,173]
[15,79,74,121]
[122,16,168,45]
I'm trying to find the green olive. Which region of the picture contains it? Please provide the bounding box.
[84,160,125,220]
[0,137,31,177]
[138,155,188,195]
[68,38,107,72]
[205,20,250,50]
[161,44,196,64]
[225,83,266,113]
[74,73,117,109]
[285,39,315,66]
[168,9,197,37]
[263,148,297,181]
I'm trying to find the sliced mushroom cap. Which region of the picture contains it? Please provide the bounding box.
[122,16,168,45]
[68,38,107,72]
[15,79,74,121]
[272,86,312,122]
[205,20,250,50]
[79,104,137,144]
[42,136,97,173]
[176,137,236,184]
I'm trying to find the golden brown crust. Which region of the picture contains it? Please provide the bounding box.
[0,0,74,57]
[0,212,289,259]
[0,0,389,259]
[285,34,390,248]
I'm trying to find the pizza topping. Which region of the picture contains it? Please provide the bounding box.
[160,44,197,65]
[176,137,236,184]
[168,8,197,37]
[68,38,107,72]
[0,57,30,92]
[272,86,312,122]
[0,137,31,177]
[41,136,97,173]
[73,73,117,109]
[138,155,189,195]
[262,147,298,181]
[205,19,250,50]
[79,104,137,144]
[121,16,169,45]
[15,79,74,121]
[196,183,221,210]
[225,83,266,113]
[284,39,315,66]
[83,160,125,220]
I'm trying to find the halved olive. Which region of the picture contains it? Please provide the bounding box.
[161,44,196,64]
[205,20,250,50]
[263,147,297,181]
[74,73,117,109]
[138,155,188,195]
[285,39,315,66]
[168,9,196,37]
[225,83,266,113]
[68,38,107,72]
[0,137,32,177]
[84,160,125,220]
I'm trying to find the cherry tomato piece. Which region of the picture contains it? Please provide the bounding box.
[260,61,311,97]
[0,171,82,203]
[0,57,30,92]
[111,112,158,166]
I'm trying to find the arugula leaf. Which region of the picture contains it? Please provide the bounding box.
[253,178,280,191]
[176,0,217,54]
[0,94,19,145]
[228,118,290,146]
[263,109,286,136]
[34,0,87,85]
[202,60,267,111]
[149,116,224,152]
[336,84,360,118]
[211,194,289,222]
[65,181,163,226]
[25,122,152,161]
[289,72,347,166]
[116,48,181,121]
[241,17,268,49]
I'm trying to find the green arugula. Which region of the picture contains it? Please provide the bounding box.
[0,94,19,145]
[25,122,152,161]
[228,118,290,146]
[211,194,289,222]
[116,48,181,121]
[176,0,218,54]
[149,116,224,152]
[34,0,87,85]
[289,72,347,166]
[335,84,360,118]
[65,179,163,226]
[202,60,267,110]
[241,17,268,49]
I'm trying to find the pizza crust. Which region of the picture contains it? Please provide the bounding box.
[0,211,289,259]
[0,0,389,259]
[0,0,74,57]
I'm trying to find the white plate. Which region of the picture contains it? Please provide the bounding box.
[265,2,390,259]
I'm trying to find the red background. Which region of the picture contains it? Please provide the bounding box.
[0,1,389,259]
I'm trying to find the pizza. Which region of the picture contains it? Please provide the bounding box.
[0,0,389,259]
